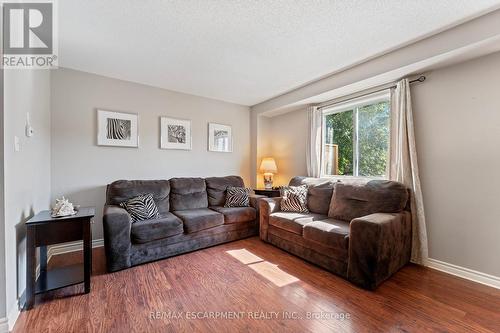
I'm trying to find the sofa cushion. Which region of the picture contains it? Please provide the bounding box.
[205,176,245,206]
[173,208,224,233]
[106,179,170,215]
[210,206,256,224]
[303,219,350,250]
[269,212,328,235]
[328,180,409,221]
[289,177,335,215]
[290,176,372,215]
[306,184,335,215]
[170,178,208,211]
[130,213,183,244]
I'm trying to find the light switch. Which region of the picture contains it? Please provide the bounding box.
[14,136,20,152]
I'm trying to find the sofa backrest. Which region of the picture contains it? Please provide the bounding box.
[289,176,335,215]
[106,180,171,216]
[169,177,208,211]
[328,180,409,221]
[289,176,368,215]
[205,176,245,207]
[289,176,408,218]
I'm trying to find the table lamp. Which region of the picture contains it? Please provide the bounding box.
[260,157,278,189]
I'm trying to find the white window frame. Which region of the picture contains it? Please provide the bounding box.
[320,90,391,178]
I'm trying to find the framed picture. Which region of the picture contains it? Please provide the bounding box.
[97,109,139,147]
[208,123,232,152]
[160,117,192,150]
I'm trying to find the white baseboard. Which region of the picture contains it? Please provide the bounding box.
[0,317,8,333]
[426,258,500,289]
[6,299,21,333]
[7,239,105,333]
[47,238,104,260]
[34,239,104,287]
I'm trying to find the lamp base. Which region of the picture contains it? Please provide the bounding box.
[263,173,274,189]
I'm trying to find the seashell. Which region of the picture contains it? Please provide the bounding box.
[51,197,76,217]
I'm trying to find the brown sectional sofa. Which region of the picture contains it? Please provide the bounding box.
[260,176,412,289]
[103,176,262,272]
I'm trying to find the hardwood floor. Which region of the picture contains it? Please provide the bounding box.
[13,237,500,333]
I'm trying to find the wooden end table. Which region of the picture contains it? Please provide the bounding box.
[254,188,281,198]
[25,207,95,309]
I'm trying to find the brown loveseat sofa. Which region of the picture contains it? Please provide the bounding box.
[103,176,262,272]
[260,176,412,289]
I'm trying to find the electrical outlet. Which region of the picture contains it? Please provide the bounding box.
[25,125,34,137]
[26,112,34,137]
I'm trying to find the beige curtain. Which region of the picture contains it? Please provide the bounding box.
[306,105,322,177]
[389,79,428,264]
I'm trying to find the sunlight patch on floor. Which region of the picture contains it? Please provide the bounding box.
[226,248,300,287]
[226,249,264,265]
[248,261,300,287]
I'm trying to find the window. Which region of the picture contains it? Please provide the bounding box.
[321,91,390,178]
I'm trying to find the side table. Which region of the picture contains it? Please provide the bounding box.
[25,207,95,309]
[253,188,281,198]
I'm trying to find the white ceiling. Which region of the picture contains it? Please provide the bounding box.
[59,1,500,106]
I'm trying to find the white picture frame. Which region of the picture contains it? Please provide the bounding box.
[97,109,139,147]
[208,123,232,153]
[160,117,192,150]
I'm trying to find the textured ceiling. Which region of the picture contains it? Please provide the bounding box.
[59,1,500,105]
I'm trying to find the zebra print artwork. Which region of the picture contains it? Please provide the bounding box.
[213,130,228,150]
[208,123,232,152]
[161,117,192,150]
[119,193,160,223]
[214,130,228,139]
[280,185,309,213]
[98,110,138,147]
[167,125,186,143]
[224,187,251,207]
[107,118,132,140]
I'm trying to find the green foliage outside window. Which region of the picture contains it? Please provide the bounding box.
[358,101,390,176]
[325,110,354,175]
[324,101,389,177]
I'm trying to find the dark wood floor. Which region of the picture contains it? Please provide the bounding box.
[13,237,500,333]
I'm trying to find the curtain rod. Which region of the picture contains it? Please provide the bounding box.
[317,75,426,111]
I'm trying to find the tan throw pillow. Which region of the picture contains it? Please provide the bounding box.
[280,185,309,213]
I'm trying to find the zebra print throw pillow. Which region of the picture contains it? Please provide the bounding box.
[280,185,309,213]
[119,193,160,223]
[224,187,251,207]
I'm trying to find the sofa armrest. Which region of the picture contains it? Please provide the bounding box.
[249,194,266,213]
[103,205,132,272]
[259,197,282,241]
[347,211,412,290]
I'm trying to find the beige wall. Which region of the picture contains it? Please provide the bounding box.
[0,59,5,323]
[253,110,308,188]
[50,68,251,240]
[254,115,272,188]
[268,110,308,186]
[412,51,500,277]
[264,51,500,277]
[3,69,51,322]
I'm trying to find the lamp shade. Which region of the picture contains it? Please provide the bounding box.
[259,157,278,174]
